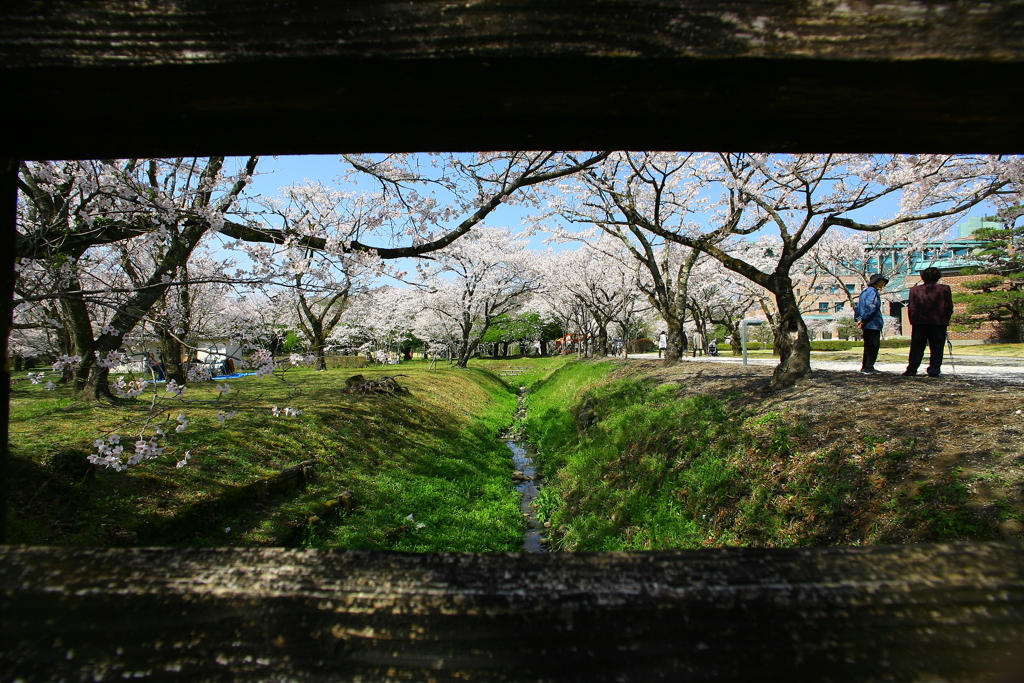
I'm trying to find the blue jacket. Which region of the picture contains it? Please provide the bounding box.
[855,286,885,331]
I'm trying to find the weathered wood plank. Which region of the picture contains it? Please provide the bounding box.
[2,543,1023,681]
[0,161,16,546]
[2,1,1023,156]
[4,0,1023,65]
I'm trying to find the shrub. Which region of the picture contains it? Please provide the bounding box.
[629,338,655,353]
[810,340,854,351]
[325,355,370,369]
[720,341,775,350]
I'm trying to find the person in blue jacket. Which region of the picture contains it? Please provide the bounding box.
[855,273,888,374]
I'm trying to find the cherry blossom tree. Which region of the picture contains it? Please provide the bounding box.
[538,241,647,357]
[537,152,736,364]
[16,157,259,399]
[685,255,756,354]
[241,182,384,369]
[333,286,421,361]
[415,227,541,368]
[223,152,611,260]
[580,153,1015,387]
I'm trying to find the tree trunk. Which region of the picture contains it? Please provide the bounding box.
[455,320,475,368]
[662,319,685,366]
[312,339,327,370]
[770,284,812,388]
[161,332,185,384]
[83,364,114,400]
[456,339,478,368]
[59,282,96,391]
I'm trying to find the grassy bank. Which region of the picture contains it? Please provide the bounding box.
[8,362,526,551]
[524,360,1021,550]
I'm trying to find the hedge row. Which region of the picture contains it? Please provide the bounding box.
[720,338,912,351]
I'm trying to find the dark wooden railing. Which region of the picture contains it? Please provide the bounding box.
[3,543,1024,681]
[2,2,1024,680]
[1,1,1023,156]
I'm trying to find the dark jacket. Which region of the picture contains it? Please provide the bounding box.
[908,282,954,326]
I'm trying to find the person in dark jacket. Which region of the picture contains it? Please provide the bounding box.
[855,273,888,374]
[903,267,954,377]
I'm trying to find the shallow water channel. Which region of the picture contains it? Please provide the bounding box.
[502,385,548,552]
[505,440,547,553]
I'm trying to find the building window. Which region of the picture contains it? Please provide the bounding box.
[846,284,855,293]
[822,331,833,340]
[819,302,829,313]
[815,286,824,294]
[835,302,845,311]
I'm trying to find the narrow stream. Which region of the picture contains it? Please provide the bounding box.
[507,440,547,553]
[503,386,548,553]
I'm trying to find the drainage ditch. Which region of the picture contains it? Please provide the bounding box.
[502,387,548,553]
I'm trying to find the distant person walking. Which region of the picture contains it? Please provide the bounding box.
[658,331,667,359]
[903,267,954,378]
[855,274,888,374]
[147,352,166,381]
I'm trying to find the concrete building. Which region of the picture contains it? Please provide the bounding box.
[795,217,1005,342]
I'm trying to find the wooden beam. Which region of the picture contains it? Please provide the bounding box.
[0,159,15,544]
[2,543,1023,681]
[2,1,1023,157]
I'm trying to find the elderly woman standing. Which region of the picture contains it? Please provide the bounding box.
[903,267,955,378]
[855,273,888,374]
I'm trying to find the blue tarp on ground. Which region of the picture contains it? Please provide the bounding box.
[146,372,257,384]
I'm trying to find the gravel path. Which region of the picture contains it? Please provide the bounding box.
[623,353,1024,384]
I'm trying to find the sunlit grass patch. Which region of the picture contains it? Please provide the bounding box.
[523,360,1011,550]
[7,365,525,551]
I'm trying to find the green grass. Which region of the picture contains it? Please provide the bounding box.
[7,362,533,551]
[11,353,1010,551]
[522,360,1007,550]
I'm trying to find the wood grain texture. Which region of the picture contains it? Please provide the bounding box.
[1,1,1023,155]
[3,0,1022,64]
[2,543,1023,681]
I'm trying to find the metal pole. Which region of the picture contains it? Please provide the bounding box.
[742,320,749,366]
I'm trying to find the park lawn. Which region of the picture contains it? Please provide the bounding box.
[7,363,528,551]
[811,342,1024,362]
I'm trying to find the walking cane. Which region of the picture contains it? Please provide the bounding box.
[946,339,958,379]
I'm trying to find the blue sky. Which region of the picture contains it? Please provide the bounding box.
[240,154,543,244]
[236,154,994,253]
[232,154,550,286]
